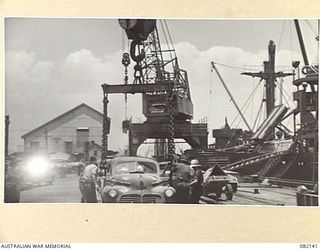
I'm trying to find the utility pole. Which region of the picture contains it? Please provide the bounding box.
[5,115,10,157]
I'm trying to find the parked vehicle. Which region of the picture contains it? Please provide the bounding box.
[202,165,237,200]
[100,156,176,203]
[224,170,239,193]
[20,154,55,187]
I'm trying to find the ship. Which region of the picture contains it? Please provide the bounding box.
[186,20,318,187]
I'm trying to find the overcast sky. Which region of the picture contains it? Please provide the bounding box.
[5,18,319,154]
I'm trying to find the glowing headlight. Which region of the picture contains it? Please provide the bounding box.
[25,156,50,177]
[164,189,174,198]
[108,189,118,198]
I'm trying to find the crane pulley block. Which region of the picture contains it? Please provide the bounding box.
[119,19,156,42]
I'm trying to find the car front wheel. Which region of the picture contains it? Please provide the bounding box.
[225,184,234,200]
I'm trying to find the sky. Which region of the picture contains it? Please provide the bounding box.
[4,18,319,154]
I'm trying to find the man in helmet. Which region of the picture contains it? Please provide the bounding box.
[79,156,100,203]
[189,159,204,204]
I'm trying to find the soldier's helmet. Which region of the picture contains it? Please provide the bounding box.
[190,159,202,168]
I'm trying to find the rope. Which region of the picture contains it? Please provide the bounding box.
[208,68,213,131]
[312,56,319,65]
[212,61,260,72]
[163,20,177,58]
[228,79,263,143]
[159,20,174,62]
[252,99,264,131]
[230,78,262,127]
[251,78,255,124]
[233,99,252,130]
[275,79,295,110]
[305,20,318,36]
[277,20,286,50]
[237,79,265,130]
[289,21,293,62]
[275,81,295,139]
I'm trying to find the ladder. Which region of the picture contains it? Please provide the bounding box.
[222,150,289,172]
[256,154,282,177]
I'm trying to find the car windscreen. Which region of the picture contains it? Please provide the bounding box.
[112,161,158,174]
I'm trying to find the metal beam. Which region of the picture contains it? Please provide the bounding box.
[294,19,309,66]
[102,82,174,94]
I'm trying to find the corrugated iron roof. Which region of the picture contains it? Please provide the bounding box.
[21,103,110,139]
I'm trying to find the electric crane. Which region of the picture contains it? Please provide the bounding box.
[100,19,208,172]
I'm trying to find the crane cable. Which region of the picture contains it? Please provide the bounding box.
[305,20,318,36]
[159,20,174,62]
[208,67,213,134]
[234,77,266,131]
[302,20,318,68]
[249,87,267,136]
[211,61,260,72]
[224,78,262,144]
[289,21,293,62]
[252,80,266,131]
[230,78,263,128]
[273,80,294,135]
[163,20,177,58]
[275,79,295,110]
[163,19,180,80]
[277,20,286,51]
[252,99,264,131]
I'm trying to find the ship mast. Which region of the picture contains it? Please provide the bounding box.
[242,41,293,117]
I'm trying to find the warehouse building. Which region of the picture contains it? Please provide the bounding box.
[21,103,110,159]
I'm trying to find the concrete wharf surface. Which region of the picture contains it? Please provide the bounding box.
[20,174,298,205]
[201,183,297,206]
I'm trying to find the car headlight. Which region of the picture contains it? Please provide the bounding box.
[108,189,118,198]
[164,189,174,198]
[25,156,51,177]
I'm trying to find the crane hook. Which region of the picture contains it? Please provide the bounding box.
[130,40,145,63]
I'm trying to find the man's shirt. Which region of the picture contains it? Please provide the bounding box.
[81,164,98,182]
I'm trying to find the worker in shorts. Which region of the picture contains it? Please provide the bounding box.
[189,159,204,204]
[79,156,100,203]
[172,161,193,204]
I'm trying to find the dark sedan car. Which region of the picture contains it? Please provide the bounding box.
[100,156,176,203]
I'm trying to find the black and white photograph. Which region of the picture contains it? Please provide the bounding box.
[4,18,319,206]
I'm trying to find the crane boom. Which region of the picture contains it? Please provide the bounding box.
[211,62,252,132]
